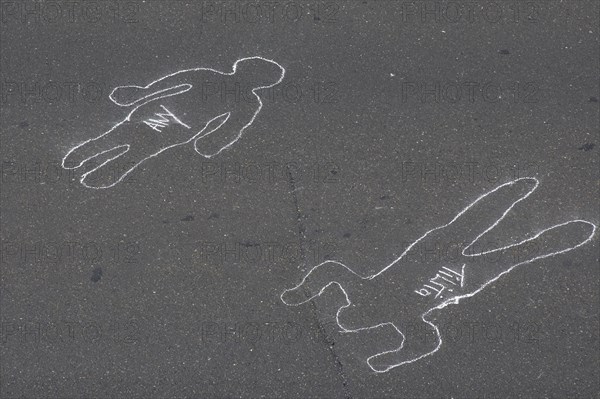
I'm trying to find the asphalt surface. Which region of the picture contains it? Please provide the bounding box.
[1,1,599,398]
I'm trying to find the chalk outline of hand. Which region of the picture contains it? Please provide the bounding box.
[281,177,597,373]
[61,56,285,189]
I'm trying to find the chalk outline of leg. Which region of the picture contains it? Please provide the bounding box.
[280,177,597,373]
[61,56,286,189]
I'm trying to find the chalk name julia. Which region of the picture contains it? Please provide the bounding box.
[415,264,465,299]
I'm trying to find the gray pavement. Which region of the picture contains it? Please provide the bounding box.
[1,1,598,398]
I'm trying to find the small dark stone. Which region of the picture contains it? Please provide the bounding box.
[499,49,510,55]
[343,232,351,238]
[578,143,595,151]
[181,215,194,221]
[589,96,598,102]
[91,267,103,283]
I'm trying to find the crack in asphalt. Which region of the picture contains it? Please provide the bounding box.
[285,164,352,399]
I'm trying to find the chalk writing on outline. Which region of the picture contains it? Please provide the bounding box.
[142,105,191,132]
[415,264,465,299]
[62,56,285,189]
[280,177,597,373]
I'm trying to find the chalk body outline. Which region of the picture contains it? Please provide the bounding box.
[280,177,597,373]
[62,56,286,189]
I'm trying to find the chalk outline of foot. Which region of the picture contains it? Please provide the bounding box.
[61,56,285,189]
[280,177,597,373]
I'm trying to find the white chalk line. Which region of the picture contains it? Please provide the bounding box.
[61,56,286,189]
[280,177,597,373]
